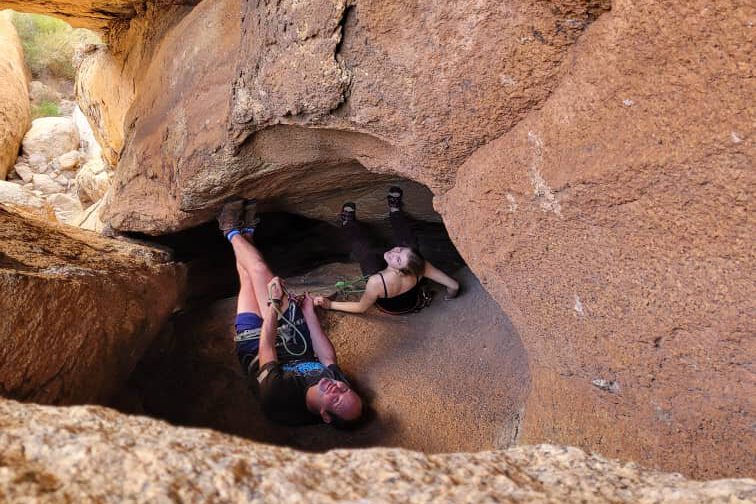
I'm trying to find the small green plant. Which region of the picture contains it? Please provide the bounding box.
[31,100,61,119]
[11,12,100,81]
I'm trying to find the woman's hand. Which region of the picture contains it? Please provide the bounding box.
[313,295,332,309]
[444,285,459,300]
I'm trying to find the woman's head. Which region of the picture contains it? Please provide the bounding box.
[384,246,425,277]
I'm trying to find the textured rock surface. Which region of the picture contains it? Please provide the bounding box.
[102,0,612,231]
[0,0,145,29]
[99,0,753,478]
[75,157,110,204]
[2,0,753,481]
[74,44,134,166]
[1,399,753,503]
[22,118,80,168]
[0,205,184,404]
[438,0,755,479]
[0,11,30,180]
[121,267,529,454]
[0,181,48,213]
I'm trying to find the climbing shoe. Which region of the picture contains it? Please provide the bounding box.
[339,202,356,226]
[242,198,260,235]
[217,199,244,240]
[387,186,403,212]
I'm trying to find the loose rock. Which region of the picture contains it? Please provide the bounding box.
[75,158,110,204]
[47,192,83,223]
[13,163,33,182]
[22,117,80,168]
[58,150,80,170]
[31,173,63,194]
[0,180,47,210]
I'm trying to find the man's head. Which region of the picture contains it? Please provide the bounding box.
[383,246,425,277]
[306,377,363,426]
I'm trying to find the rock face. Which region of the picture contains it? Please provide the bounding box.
[101,0,612,231]
[2,0,754,481]
[0,0,147,29]
[0,205,184,404]
[1,399,753,503]
[438,0,755,480]
[74,45,134,166]
[0,11,31,180]
[122,266,529,454]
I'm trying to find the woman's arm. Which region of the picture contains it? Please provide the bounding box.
[423,262,460,298]
[314,275,381,313]
[301,295,337,366]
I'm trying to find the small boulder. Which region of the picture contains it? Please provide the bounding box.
[71,197,106,233]
[47,192,83,223]
[13,163,33,183]
[75,158,110,204]
[58,150,80,171]
[29,80,61,103]
[31,173,63,195]
[27,153,48,171]
[22,117,80,167]
[0,180,46,209]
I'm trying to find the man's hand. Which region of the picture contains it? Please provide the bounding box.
[301,293,316,313]
[313,295,332,309]
[267,276,283,313]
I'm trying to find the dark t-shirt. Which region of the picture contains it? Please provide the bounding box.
[256,360,350,425]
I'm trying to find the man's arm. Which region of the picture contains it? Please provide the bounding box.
[424,262,460,298]
[302,294,337,366]
[258,277,283,367]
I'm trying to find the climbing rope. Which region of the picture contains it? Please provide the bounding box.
[253,274,370,358]
[267,279,309,357]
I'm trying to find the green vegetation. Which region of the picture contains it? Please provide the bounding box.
[31,100,61,119]
[11,12,100,80]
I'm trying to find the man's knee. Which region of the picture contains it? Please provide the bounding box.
[237,262,251,280]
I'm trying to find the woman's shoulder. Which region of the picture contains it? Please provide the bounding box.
[366,272,385,287]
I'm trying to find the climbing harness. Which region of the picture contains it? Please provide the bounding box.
[267,279,309,357]
[233,280,310,359]
[235,274,372,366]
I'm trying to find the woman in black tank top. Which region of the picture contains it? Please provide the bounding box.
[314,187,459,315]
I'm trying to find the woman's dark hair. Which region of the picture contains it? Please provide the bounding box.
[401,248,425,277]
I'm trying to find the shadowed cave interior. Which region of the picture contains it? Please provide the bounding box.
[110,179,530,453]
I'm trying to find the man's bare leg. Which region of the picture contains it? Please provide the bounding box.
[230,234,279,313]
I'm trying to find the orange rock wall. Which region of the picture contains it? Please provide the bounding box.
[2,0,753,479]
[439,0,754,479]
[0,206,184,404]
[0,11,30,180]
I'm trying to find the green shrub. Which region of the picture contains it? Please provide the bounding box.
[31,100,61,119]
[11,12,100,81]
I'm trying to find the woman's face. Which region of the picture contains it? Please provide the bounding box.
[384,246,411,270]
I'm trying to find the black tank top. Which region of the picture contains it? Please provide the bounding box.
[375,272,420,314]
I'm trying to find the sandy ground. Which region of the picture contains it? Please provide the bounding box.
[121,265,530,453]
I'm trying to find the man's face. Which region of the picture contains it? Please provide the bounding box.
[316,378,362,423]
[383,246,411,271]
